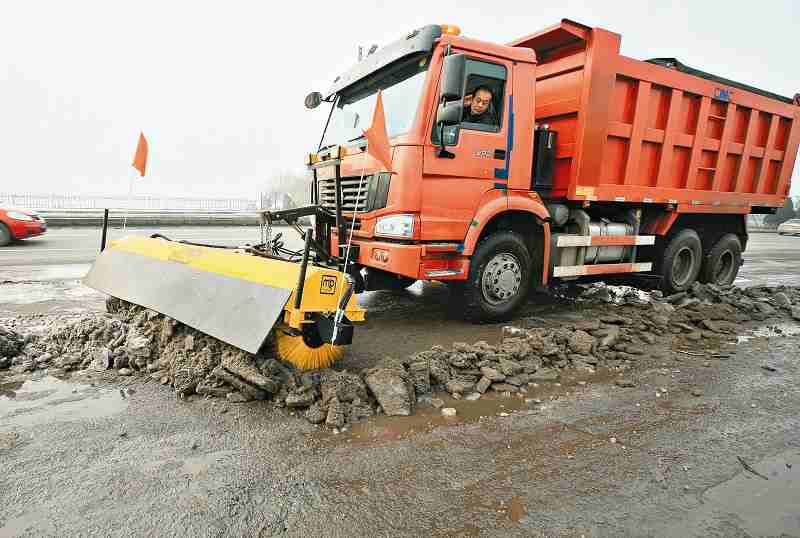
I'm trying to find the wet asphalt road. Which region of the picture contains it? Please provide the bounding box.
[2,323,800,537]
[1,227,800,537]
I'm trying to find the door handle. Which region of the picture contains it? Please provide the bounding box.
[494,149,507,160]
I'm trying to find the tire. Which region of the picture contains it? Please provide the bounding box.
[0,223,11,247]
[659,228,702,294]
[456,231,532,322]
[699,233,742,286]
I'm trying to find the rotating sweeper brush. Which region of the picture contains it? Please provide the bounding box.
[84,232,364,370]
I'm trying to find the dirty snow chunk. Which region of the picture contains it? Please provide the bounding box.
[475,376,492,394]
[441,408,457,417]
[125,332,152,360]
[326,396,347,427]
[568,330,595,355]
[226,392,252,403]
[408,361,431,395]
[446,379,475,395]
[304,402,326,424]
[464,392,481,401]
[498,358,523,376]
[222,352,279,393]
[502,326,526,338]
[529,368,559,382]
[491,383,519,393]
[320,370,368,404]
[118,368,133,376]
[364,367,414,416]
[285,389,316,409]
[773,293,791,308]
[348,398,374,422]
[480,366,506,382]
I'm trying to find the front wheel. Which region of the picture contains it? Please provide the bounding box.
[0,223,11,247]
[456,231,532,322]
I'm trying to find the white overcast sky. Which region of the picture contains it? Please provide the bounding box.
[1,0,798,198]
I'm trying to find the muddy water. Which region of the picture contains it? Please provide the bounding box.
[314,367,624,448]
[672,449,800,536]
[0,374,128,427]
[349,281,580,371]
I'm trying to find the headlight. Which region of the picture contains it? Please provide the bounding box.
[375,214,415,239]
[6,211,34,222]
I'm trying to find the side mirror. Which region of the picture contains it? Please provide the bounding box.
[436,100,462,126]
[304,91,323,109]
[440,53,466,102]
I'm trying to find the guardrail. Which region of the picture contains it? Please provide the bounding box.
[37,209,261,227]
[0,193,258,211]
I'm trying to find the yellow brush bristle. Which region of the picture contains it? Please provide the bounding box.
[275,330,345,370]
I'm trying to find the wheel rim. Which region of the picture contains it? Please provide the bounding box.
[713,250,735,285]
[481,252,522,305]
[672,246,695,288]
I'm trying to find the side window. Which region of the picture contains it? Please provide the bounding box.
[462,60,506,132]
[432,59,507,145]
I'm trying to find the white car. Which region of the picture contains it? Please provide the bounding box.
[777,218,800,236]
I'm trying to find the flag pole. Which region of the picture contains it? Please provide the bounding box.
[332,146,368,343]
[122,172,134,231]
[127,132,149,231]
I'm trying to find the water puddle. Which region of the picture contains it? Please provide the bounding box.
[674,449,800,536]
[315,368,623,447]
[0,374,128,427]
[0,281,101,305]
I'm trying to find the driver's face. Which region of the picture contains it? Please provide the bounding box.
[470,89,492,115]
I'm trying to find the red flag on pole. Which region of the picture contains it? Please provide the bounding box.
[132,132,149,177]
[362,91,393,173]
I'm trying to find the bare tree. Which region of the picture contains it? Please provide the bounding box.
[260,169,312,209]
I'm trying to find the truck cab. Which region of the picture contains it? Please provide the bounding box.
[306,25,549,316]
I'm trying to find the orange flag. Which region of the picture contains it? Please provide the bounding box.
[363,91,393,173]
[132,132,149,177]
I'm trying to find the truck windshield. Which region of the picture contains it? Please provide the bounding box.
[320,53,431,149]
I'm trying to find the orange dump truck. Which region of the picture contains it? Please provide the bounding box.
[277,20,799,321]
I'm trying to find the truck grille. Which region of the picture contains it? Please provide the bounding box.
[317,173,391,214]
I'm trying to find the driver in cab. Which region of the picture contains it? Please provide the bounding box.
[462,85,496,125]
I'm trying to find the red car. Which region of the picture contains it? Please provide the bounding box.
[0,207,47,246]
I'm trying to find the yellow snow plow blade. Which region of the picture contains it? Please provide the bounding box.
[84,236,364,368]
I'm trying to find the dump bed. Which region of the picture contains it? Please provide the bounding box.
[512,20,800,211]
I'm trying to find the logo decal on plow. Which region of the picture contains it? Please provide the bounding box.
[320,275,337,295]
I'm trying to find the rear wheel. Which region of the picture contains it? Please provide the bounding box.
[659,228,702,294]
[0,223,11,247]
[456,231,532,322]
[699,233,742,286]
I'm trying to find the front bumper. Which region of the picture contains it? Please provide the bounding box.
[332,232,469,280]
[10,219,47,239]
